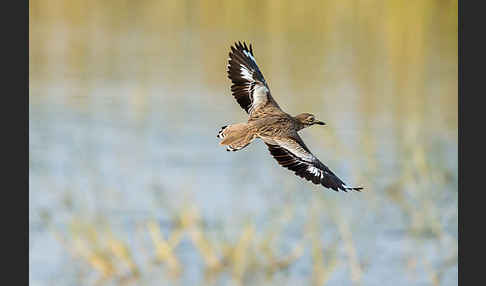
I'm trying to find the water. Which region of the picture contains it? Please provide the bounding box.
[29,88,457,286]
[29,1,457,285]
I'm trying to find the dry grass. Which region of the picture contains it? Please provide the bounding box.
[55,202,338,285]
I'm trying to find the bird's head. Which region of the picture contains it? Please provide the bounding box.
[294,113,326,129]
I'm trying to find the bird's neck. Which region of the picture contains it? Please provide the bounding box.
[292,117,308,131]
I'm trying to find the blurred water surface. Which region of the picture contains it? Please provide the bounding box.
[29,1,457,285]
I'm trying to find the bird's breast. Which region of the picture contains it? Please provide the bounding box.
[252,117,294,138]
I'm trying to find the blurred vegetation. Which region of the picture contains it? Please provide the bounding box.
[30,0,457,285]
[29,0,457,132]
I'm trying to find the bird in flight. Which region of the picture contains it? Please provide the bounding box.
[217,42,363,192]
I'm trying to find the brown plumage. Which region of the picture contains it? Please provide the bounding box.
[217,41,363,192]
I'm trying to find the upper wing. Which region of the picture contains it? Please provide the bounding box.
[227,42,280,114]
[264,135,363,192]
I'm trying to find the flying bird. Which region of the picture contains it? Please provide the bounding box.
[217,42,363,192]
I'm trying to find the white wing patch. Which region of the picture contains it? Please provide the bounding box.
[251,85,269,111]
[243,50,256,63]
[240,64,253,81]
[275,139,315,162]
[308,166,324,179]
[239,63,269,113]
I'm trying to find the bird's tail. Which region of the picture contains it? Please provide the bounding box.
[217,123,255,152]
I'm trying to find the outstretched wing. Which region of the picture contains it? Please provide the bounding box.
[264,135,363,192]
[227,41,280,114]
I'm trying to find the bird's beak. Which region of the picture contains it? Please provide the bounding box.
[315,121,326,125]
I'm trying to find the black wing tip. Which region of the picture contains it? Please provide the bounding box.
[227,41,254,74]
[319,184,363,192]
[230,41,254,56]
[313,179,363,193]
[342,186,364,192]
[317,174,363,193]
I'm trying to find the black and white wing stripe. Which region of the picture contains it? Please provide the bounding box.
[265,136,363,192]
[227,41,280,114]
